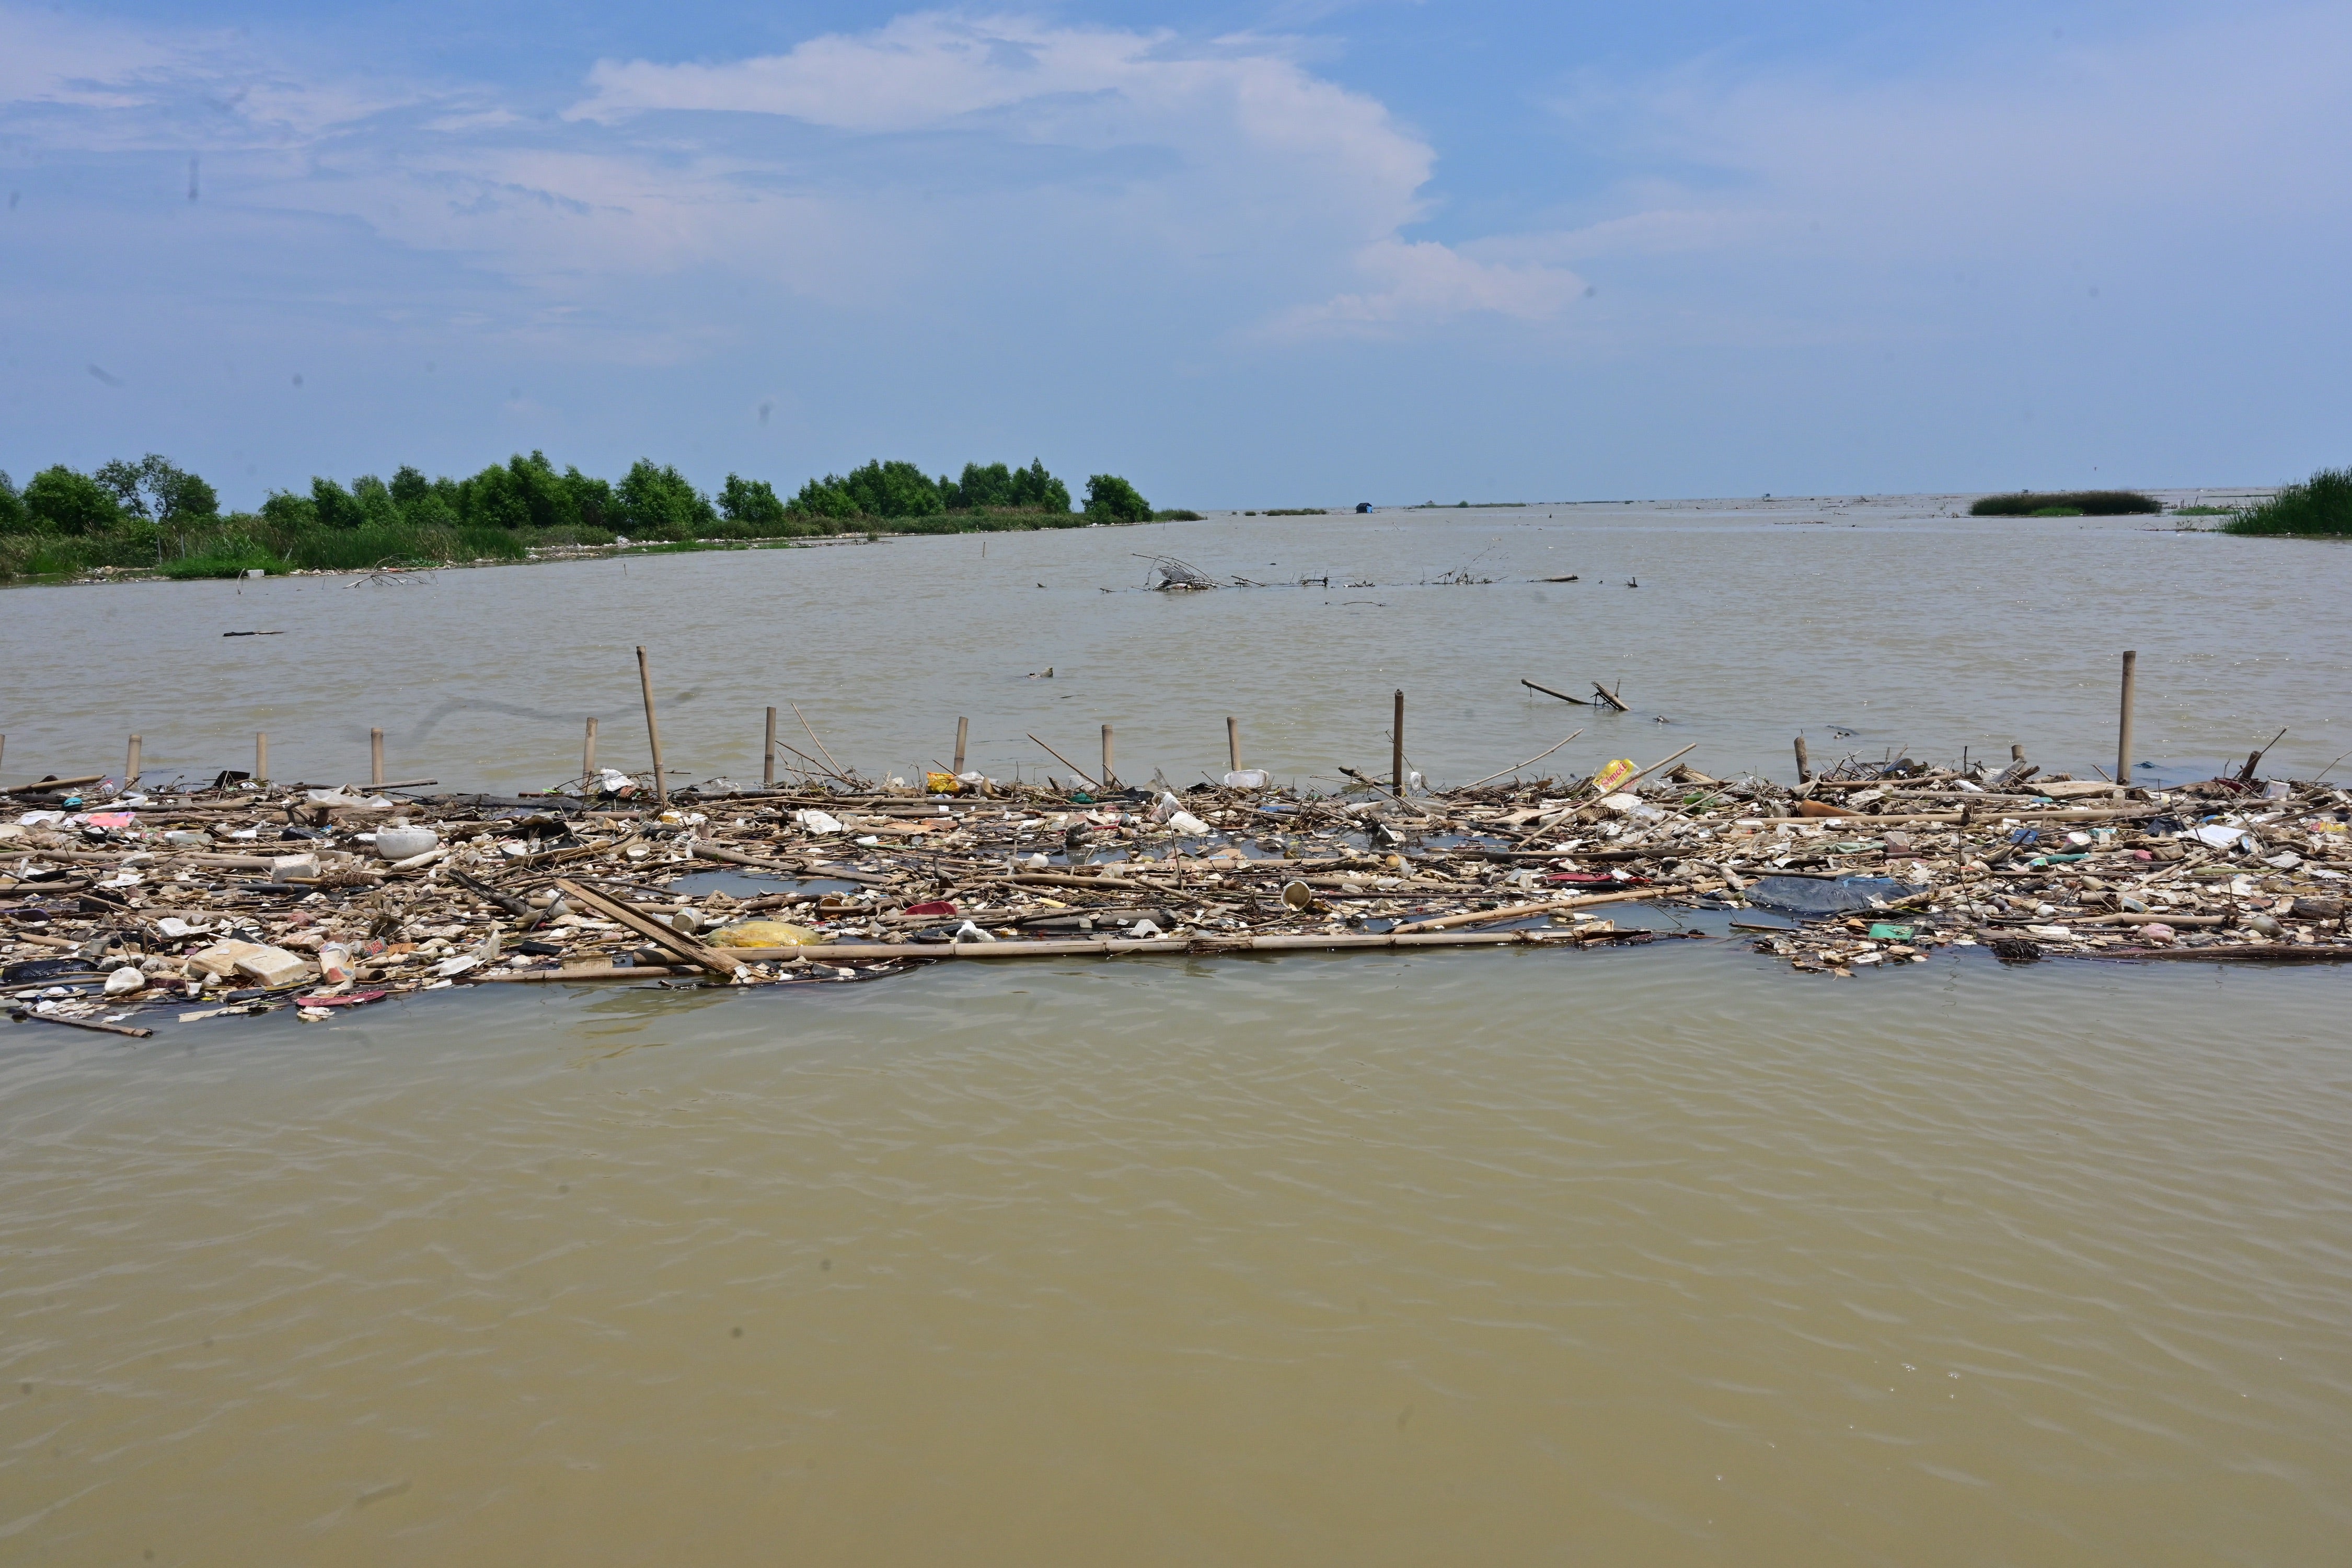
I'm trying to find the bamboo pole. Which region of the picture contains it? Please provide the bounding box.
[764,706,778,787]
[1793,735,1811,781]
[124,734,141,789]
[583,717,597,780]
[0,735,6,785]
[1101,723,1116,788]
[1227,717,1241,773]
[1025,733,1098,789]
[1392,690,1405,794]
[370,728,384,788]
[954,717,969,776]
[2116,650,2137,791]
[636,647,667,809]
[256,732,269,786]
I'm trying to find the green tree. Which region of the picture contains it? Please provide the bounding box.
[1083,473,1152,523]
[843,459,943,517]
[310,477,367,531]
[389,465,432,508]
[1011,459,1071,512]
[0,470,24,534]
[718,474,789,531]
[560,466,614,532]
[788,475,859,521]
[259,490,319,529]
[349,475,403,529]
[615,459,717,539]
[22,467,124,535]
[91,454,218,524]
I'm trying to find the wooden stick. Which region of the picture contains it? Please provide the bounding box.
[125,734,141,789]
[2116,650,2136,793]
[637,647,667,809]
[370,728,385,788]
[1026,733,1098,789]
[1521,678,1590,705]
[553,877,743,977]
[583,717,597,780]
[1396,880,1720,931]
[791,702,847,782]
[7,1010,154,1039]
[764,706,778,788]
[1793,735,1811,781]
[1102,723,1116,788]
[1392,689,1405,794]
[1461,729,1585,791]
[702,926,1680,962]
[1593,681,1628,712]
[0,774,107,798]
[1227,717,1241,773]
[954,717,969,776]
[256,731,269,785]
[481,964,690,983]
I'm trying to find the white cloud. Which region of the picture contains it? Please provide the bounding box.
[1269,238,1587,338]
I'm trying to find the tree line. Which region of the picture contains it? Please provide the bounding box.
[0,452,1174,580]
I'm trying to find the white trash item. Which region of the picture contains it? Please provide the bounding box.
[373,825,440,861]
[105,967,146,996]
[793,810,845,835]
[1166,811,1213,836]
[1223,769,1270,789]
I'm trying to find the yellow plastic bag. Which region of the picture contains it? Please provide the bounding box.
[710,921,825,948]
[925,771,962,794]
[1590,758,1638,793]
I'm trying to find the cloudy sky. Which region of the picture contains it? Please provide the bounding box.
[3,1,2346,508]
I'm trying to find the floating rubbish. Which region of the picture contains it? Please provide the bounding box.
[1746,877,1913,917]
[5,698,2349,1035]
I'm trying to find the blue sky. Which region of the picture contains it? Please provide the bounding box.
[3,1,2346,509]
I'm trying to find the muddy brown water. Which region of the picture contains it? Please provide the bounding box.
[4,499,2349,1563]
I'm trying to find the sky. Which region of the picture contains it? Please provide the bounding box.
[2,1,2347,510]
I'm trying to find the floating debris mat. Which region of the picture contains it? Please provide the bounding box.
[5,744,2349,1032]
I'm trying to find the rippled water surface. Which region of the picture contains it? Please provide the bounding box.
[4,502,2350,1563]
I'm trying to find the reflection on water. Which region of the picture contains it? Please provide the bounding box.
[4,504,2351,1563]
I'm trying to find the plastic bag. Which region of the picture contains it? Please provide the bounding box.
[1591,759,1638,793]
[710,921,824,947]
[1745,875,1911,917]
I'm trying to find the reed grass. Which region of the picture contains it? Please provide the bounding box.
[1969,490,2160,516]
[2222,469,2352,537]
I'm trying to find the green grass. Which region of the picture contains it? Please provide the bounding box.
[2171,505,2233,516]
[1969,490,2160,516]
[2223,468,2352,537]
[1262,508,1328,516]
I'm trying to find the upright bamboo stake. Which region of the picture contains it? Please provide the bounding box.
[371,728,385,788]
[1793,735,1811,781]
[2116,650,2137,792]
[764,706,778,787]
[1101,724,1115,788]
[1227,717,1241,773]
[1392,690,1405,794]
[583,717,598,780]
[637,647,667,809]
[256,732,269,785]
[125,734,141,789]
[2011,743,2025,762]
[954,717,969,776]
